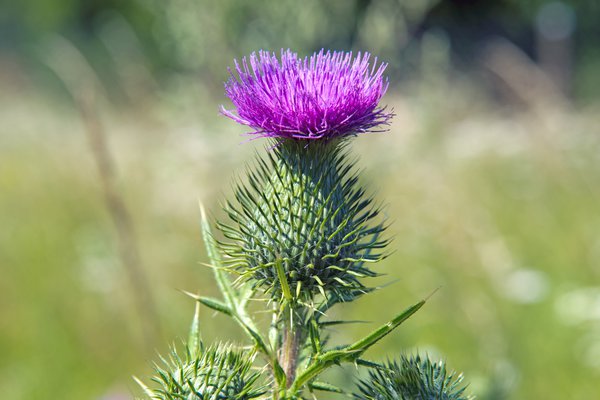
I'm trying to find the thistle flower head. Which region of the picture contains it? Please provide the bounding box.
[222,49,392,140]
[355,355,472,400]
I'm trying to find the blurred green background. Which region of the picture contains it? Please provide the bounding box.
[2,0,600,399]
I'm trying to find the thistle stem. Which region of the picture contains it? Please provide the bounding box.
[278,306,303,391]
[282,324,300,385]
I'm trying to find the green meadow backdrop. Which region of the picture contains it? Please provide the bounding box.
[2,1,600,399]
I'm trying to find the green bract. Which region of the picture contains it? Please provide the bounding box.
[218,139,387,302]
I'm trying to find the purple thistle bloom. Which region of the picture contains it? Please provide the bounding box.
[222,49,393,140]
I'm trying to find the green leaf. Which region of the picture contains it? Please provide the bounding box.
[183,291,270,355]
[233,314,270,355]
[309,381,344,394]
[183,291,233,316]
[308,318,322,354]
[272,358,287,389]
[355,359,384,369]
[346,300,425,358]
[289,299,426,394]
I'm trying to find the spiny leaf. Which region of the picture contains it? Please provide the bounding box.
[309,381,345,394]
[290,299,426,393]
[346,300,425,358]
[184,291,232,316]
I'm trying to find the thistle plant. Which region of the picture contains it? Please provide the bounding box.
[137,49,472,400]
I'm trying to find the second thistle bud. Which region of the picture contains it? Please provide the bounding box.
[355,355,473,400]
[144,343,265,400]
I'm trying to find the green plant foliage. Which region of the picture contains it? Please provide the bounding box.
[355,355,472,400]
[218,139,387,302]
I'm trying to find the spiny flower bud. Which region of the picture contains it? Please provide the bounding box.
[355,355,472,400]
[144,343,265,400]
[218,139,387,301]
